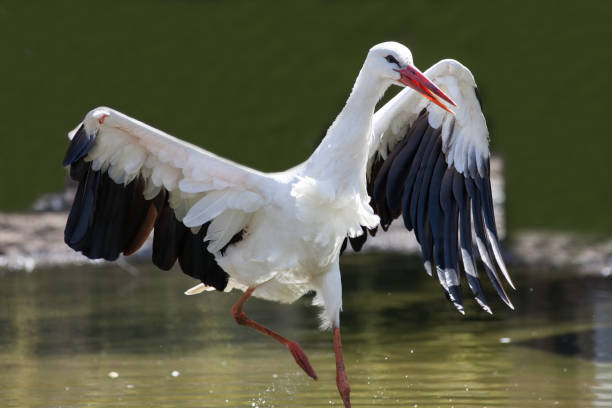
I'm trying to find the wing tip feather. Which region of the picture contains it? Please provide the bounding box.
[423,261,433,276]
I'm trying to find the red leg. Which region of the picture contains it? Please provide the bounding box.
[231,287,318,380]
[334,326,351,408]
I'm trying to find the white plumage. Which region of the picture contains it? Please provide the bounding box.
[62,42,512,408]
[373,59,490,175]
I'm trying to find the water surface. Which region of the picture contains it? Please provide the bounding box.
[1,254,611,407]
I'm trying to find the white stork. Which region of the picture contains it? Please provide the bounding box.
[62,42,514,408]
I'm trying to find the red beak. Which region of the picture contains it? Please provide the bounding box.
[396,65,457,114]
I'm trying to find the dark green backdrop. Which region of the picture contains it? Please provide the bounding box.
[1,1,610,235]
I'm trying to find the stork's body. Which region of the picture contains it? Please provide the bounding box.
[221,61,385,325]
[62,42,513,408]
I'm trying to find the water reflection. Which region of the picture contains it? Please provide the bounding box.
[519,329,612,362]
[1,255,612,407]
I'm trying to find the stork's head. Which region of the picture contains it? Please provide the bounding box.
[366,42,457,112]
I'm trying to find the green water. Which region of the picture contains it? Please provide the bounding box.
[1,254,611,407]
[0,1,611,234]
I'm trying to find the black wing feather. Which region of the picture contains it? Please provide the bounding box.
[371,139,406,229]
[474,165,499,239]
[412,134,440,273]
[62,125,96,166]
[453,170,490,313]
[348,226,368,252]
[400,126,434,231]
[366,109,512,313]
[428,154,450,300]
[152,199,187,271]
[407,127,438,240]
[465,177,512,308]
[84,172,112,259]
[385,111,429,217]
[414,129,441,237]
[121,177,152,250]
[63,128,230,291]
[65,162,99,249]
[441,168,463,313]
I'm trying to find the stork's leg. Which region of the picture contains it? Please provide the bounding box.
[231,287,318,380]
[333,326,351,408]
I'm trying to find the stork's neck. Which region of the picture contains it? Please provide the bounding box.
[304,68,388,193]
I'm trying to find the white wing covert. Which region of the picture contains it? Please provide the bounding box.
[363,60,514,313]
[63,107,277,290]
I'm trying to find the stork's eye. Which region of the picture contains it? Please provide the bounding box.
[385,55,400,65]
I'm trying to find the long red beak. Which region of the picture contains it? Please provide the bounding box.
[397,65,457,114]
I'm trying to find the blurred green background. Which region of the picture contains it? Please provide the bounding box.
[0,0,610,235]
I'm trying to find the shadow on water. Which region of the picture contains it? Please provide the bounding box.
[518,329,612,363]
[512,274,612,363]
[1,253,612,407]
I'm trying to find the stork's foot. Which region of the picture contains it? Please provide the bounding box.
[336,367,351,408]
[288,341,318,380]
[334,327,351,408]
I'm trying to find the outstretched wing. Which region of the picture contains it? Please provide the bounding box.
[364,60,514,313]
[63,107,278,290]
